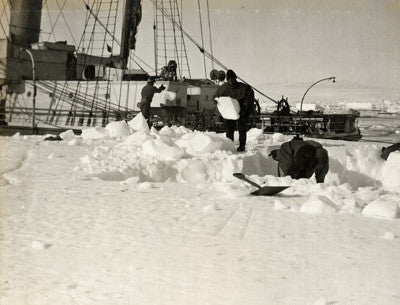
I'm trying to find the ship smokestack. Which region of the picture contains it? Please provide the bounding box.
[9,0,43,48]
[6,0,43,82]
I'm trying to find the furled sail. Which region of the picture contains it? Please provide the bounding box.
[120,0,142,66]
[0,38,6,84]
[128,0,142,50]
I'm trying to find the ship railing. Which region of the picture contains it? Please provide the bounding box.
[252,113,360,135]
[0,106,138,128]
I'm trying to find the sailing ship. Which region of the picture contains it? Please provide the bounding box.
[0,0,361,140]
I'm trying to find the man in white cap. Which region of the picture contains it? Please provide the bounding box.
[140,77,165,126]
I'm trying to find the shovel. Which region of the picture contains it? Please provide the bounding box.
[233,173,289,196]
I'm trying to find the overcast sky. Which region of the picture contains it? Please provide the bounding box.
[1,0,399,100]
[178,0,400,91]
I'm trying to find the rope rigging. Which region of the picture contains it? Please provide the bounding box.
[153,0,190,78]
[149,0,278,103]
[56,0,78,46]
[44,0,57,42]
[205,0,214,71]
[46,0,63,41]
[168,0,181,78]
[196,0,207,78]
[0,0,10,32]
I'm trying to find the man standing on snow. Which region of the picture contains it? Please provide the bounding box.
[213,69,255,152]
[270,135,329,183]
[140,77,165,127]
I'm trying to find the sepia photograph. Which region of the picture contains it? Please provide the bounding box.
[1,0,399,304]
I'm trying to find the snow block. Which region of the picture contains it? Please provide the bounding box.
[68,138,82,146]
[122,131,151,147]
[247,128,264,143]
[271,133,286,142]
[341,198,361,214]
[215,96,240,120]
[175,159,208,183]
[362,199,399,219]
[176,132,235,155]
[59,129,75,141]
[159,126,175,136]
[142,138,184,161]
[300,195,338,214]
[128,112,150,133]
[105,120,130,138]
[381,152,400,192]
[81,127,109,140]
[160,91,177,105]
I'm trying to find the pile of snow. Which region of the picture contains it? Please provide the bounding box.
[105,120,130,138]
[76,115,400,189]
[78,126,267,183]
[175,132,235,154]
[381,152,400,192]
[326,144,386,189]
[362,199,399,219]
[63,113,400,218]
[77,114,272,183]
[215,97,240,120]
[59,129,75,141]
[127,112,150,133]
[81,126,109,139]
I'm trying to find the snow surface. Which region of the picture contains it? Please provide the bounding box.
[1,114,400,305]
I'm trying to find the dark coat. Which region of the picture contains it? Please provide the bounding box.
[276,139,329,183]
[214,81,254,116]
[141,84,164,103]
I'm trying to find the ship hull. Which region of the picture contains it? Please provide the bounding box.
[0,79,219,133]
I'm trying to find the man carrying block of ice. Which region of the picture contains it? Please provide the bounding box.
[213,69,255,152]
[140,77,165,127]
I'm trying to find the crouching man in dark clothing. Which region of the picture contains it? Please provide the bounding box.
[213,69,254,152]
[270,136,329,183]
